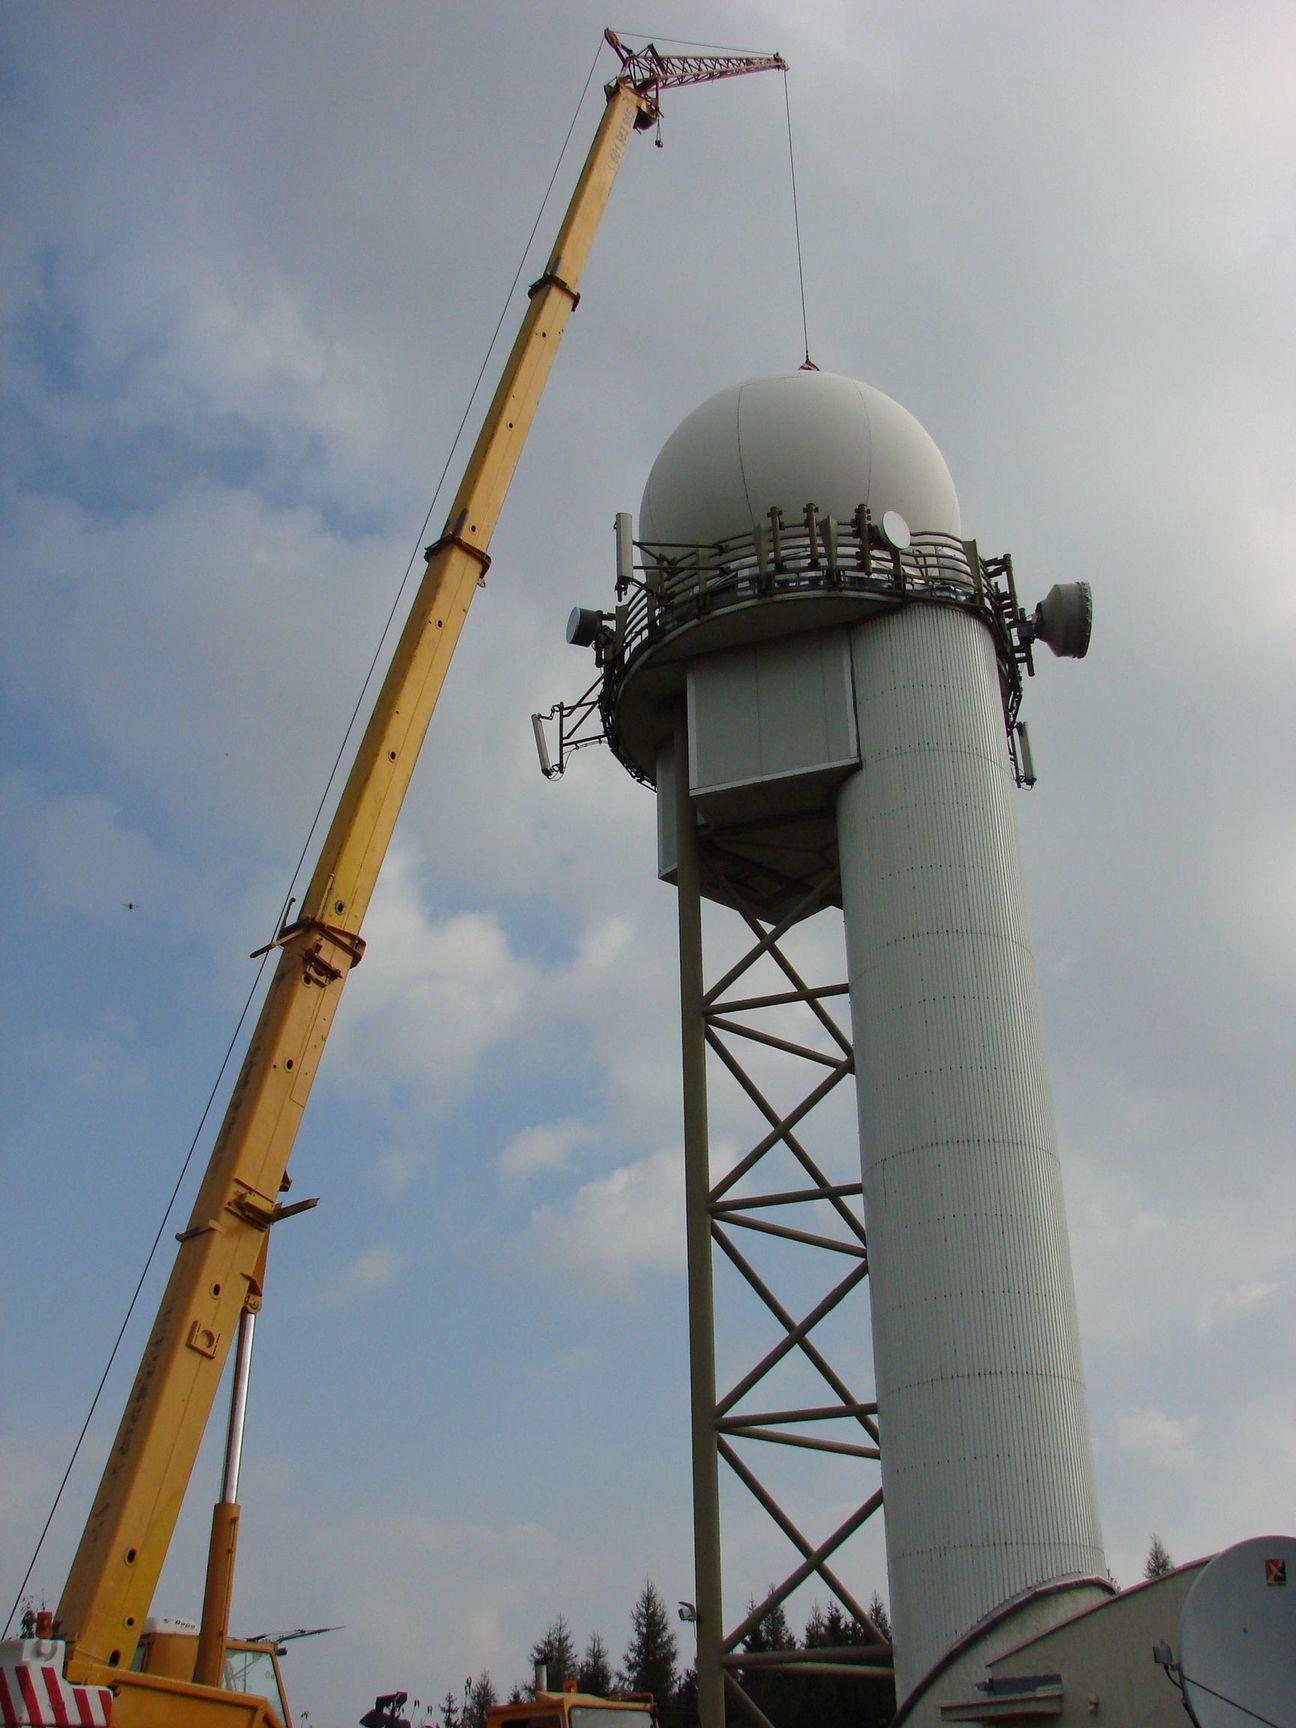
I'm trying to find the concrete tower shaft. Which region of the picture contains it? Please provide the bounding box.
[838,602,1104,1694]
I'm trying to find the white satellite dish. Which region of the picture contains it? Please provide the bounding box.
[1178,1534,1296,1727]
[879,509,911,551]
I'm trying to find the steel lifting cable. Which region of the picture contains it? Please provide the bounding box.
[615,29,812,365]
[612,29,775,52]
[783,69,813,368]
[4,33,609,1634]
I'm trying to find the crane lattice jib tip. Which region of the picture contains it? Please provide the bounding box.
[603,27,786,112]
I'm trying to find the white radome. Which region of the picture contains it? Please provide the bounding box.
[639,369,961,545]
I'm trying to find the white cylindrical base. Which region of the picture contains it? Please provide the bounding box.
[836,605,1104,1698]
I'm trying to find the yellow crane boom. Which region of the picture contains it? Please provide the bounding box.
[49,29,785,1717]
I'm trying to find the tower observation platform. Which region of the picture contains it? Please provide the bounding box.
[601,502,1034,921]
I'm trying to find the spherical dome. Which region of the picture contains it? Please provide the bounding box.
[639,370,960,546]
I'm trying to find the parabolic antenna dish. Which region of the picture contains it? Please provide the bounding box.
[879,509,911,551]
[1178,1534,1296,1727]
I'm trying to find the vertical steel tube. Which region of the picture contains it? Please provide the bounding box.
[221,1306,257,1505]
[673,712,725,1728]
[194,1304,257,1688]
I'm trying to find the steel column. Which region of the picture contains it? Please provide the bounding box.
[673,713,725,1728]
[193,1303,257,1688]
[668,740,890,1726]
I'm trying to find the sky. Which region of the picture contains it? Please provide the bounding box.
[2,0,1294,1722]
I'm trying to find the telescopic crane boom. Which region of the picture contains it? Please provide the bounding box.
[15,31,785,1728]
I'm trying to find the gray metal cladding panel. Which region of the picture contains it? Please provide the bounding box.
[836,605,1104,1697]
[686,631,858,799]
[688,646,762,789]
[656,738,679,882]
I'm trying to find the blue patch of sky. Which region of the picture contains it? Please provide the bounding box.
[5,251,385,541]
[381,1057,574,1177]
[1,707,158,863]
[3,948,233,1284]
[16,248,85,393]
[0,16,30,108]
[493,894,612,973]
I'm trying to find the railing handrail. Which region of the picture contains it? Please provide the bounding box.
[593,511,1031,784]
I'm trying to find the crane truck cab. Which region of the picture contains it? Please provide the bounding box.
[130,1620,292,1728]
[486,1686,657,1728]
[0,1615,288,1728]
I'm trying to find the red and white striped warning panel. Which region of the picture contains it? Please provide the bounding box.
[0,1643,112,1728]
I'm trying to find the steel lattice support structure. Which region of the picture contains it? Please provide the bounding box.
[672,721,892,1728]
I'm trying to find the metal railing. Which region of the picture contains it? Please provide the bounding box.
[536,507,1036,786]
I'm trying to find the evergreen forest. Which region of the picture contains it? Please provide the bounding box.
[416,1581,895,1728]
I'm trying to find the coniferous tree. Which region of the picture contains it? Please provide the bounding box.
[577,1631,614,1698]
[621,1581,678,1714]
[797,1599,895,1728]
[802,1604,828,1648]
[866,1591,891,1643]
[531,1617,578,1691]
[437,1694,460,1728]
[737,1595,795,1724]
[821,1602,850,1646]
[801,1604,854,1728]
[672,1665,697,1728]
[1144,1534,1174,1579]
[752,1598,794,1653]
[462,1674,496,1728]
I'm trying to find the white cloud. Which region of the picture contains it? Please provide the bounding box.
[1197,1277,1283,1335]
[300,1513,559,1691]
[331,849,539,1105]
[528,1147,685,1291]
[1111,1407,1197,1470]
[327,1245,405,1306]
[498,1118,589,1186]
[372,1143,426,1198]
[2,489,406,872]
[67,1035,148,1097]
